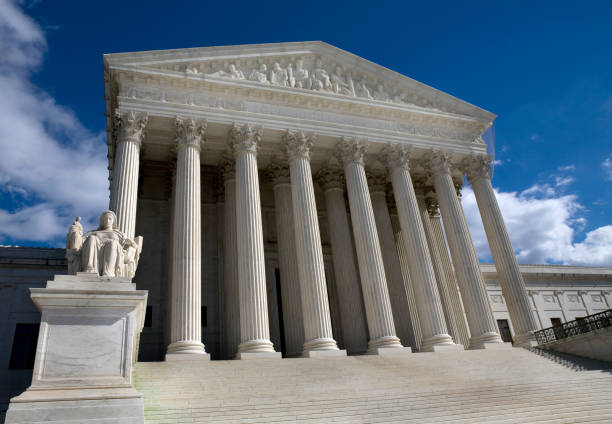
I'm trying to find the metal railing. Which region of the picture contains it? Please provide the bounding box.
[534,309,612,345]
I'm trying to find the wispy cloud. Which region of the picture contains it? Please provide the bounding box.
[463,184,612,266]
[557,164,575,172]
[0,0,107,244]
[603,156,612,181]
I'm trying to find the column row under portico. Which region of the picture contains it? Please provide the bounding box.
[108,111,537,359]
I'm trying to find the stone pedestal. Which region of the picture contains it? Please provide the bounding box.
[5,273,148,424]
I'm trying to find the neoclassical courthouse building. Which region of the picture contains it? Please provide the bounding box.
[2,42,612,423]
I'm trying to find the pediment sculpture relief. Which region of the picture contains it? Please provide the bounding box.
[174,56,434,109]
[66,211,143,278]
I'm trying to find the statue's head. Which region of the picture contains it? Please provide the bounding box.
[229,64,236,71]
[98,210,118,230]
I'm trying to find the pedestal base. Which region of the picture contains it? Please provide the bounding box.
[471,342,514,350]
[302,349,347,358]
[5,273,148,424]
[6,388,143,424]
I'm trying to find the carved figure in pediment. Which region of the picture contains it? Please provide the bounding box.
[249,64,269,84]
[270,62,289,87]
[331,66,354,96]
[373,84,390,102]
[311,59,332,91]
[68,210,143,279]
[355,79,373,99]
[393,91,407,104]
[208,63,245,80]
[185,66,200,75]
[291,59,310,89]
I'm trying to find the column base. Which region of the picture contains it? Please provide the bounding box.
[303,349,347,358]
[420,334,459,352]
[367,335,403,351]
[302,337,340,352]
[165,352,210,361]
[236,351,282,360]
[237,339,280,359]
[513,331,538,348]
[421,343,465,352]
[468,331,504,349]
[166,341,207,356]
[367,346,413,356]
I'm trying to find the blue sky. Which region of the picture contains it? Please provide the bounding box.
[0,0,611,266]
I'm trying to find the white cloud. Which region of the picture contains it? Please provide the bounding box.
[557,164,575,172]
[603,156,612,181]
[0,0,107,244]
[462,185,612,267]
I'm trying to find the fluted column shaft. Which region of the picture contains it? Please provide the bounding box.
[221,157,241,359]
[467,156,538,347]
[339,139,403,353]
[109,111,147,239]
[396,232,423,350]
[167,118,207,356]
[318,167,369,354]
[368,174,415,348]
[416,194,462,346]
[429,213,471,348]
[285,132,340,355]
[382,145,455,351]
[427,151,503,349]
[231,124,278,357]
[268,161,305,357]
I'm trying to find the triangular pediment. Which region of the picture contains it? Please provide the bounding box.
[104,41,495,123]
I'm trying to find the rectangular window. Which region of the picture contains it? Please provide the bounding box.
[201,306,207,327]
[144,306,153,328]
[550,317,562,327]
[9,323,40,370]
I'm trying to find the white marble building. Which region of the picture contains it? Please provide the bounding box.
[94,40,568,361]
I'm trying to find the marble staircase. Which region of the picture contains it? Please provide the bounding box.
[134,348,612,423]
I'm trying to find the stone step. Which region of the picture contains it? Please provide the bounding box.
[134,348,612,423]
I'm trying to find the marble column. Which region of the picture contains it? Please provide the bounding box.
[285,131,343,357]
[381,145,456,352]
[167,118,208,358]
[465,155,539,347]
[338,137,404,354]
[428,203,472,348]
[267,156,305,358]
[231,123,280,358]
[316,161,369,354]
[413,184,463,347]
[425,150,503,349]
[109,110,147,239]
[396,232,423,350]
[220,153,241,359]
[367,168,415,348]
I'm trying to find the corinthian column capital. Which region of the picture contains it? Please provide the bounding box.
[175,117,207,151]
[113,110,148,147]
[230,123,262,155]
[462,154,492,181]
[284,130,315,161]
[337,137,367,165]
[380,143,412,171]
[424,149,453,176]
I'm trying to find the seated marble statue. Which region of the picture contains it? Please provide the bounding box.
[66,211,143,278]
